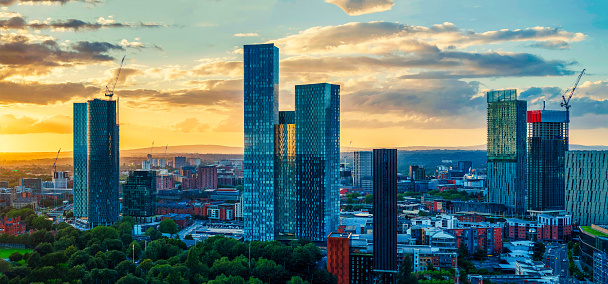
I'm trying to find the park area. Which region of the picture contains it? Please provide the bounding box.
[0,248,32,259]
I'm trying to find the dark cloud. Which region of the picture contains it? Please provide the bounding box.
[0,114,71,134]
[398,51,575,79]
[0,80,99,105]
[520,84,608,117]
[0,35,124,78]
[0,16,160,30]
[344,78,484,117]
[0,0,100,6]
[528,41,571,50]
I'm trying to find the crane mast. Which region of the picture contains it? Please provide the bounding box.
[561,69,586,111]
[105,55,126,100]
[52,148,61,173]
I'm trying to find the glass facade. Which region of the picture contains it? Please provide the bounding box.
[87,99,120,226]
[295,83,340,241]
[73,103,88,218]
[373,149,397,273]
[275,111,296,235]
[526,110,568,212]
[243,43,279,241]
[122,170,157,217]
[565,151,608,226]
[487,89,527,213]
[353,151,372,188]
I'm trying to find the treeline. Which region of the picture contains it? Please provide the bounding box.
[0,215,336,284]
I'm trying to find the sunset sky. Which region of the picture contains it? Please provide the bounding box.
[1,0,608,153]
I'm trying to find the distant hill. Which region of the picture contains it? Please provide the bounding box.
[1,143,606,163]
[122,144,243,156]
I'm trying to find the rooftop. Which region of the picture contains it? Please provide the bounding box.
[581,226,608,237]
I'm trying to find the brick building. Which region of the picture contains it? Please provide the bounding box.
[155,203,193,215]
[197,165,218,190]
[0,216,26,235]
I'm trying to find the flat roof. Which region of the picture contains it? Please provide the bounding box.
[581,226,608,237]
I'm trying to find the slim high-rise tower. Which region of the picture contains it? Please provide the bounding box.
[527,110,568,212]
[87,99,120,226]
[73,103,88,218]
[243,43,279,241]
[275,111,296,235]
[487,89,527,214]
[373,149,397,282]
[295,83,340,241]
[353,151,372,190]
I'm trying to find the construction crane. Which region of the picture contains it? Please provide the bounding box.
[52,148,61,173]
[561,69,586,111]
[105,55,126,100]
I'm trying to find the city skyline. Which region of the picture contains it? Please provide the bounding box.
[2,0,608,153]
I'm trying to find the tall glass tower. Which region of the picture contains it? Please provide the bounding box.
[527,110,568,212]
[87,99,120,226]
[295,83,340,241]
[353,151,372,189]
[373,148,397,283]
[243,43,279,241]
[275,111,296,235]
[73,103,88,218]
[487,89,527,214]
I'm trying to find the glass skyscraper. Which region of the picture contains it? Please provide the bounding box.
[526,110,568,212]
[373,148,397,283]
[275,111,296,235]
[87,99,120,226]
[486,89,527,214]
[123,170,157,218]
[353,151,372,190]
[295,83,340,241]
[73,103,88,218]
[243,43,279,241]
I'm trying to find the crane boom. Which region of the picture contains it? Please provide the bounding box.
[105,55,126,99]
[561,69,585,110]
[52,148,61,173]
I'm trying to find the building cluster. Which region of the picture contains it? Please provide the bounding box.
[243,43,340,241]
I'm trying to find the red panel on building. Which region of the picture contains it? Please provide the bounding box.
[527,110,542,123]
[327,233,350,284]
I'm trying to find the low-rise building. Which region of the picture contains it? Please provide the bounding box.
[0,216,26,235]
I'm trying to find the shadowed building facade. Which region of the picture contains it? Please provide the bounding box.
[123,170,157,218]
[275,111,296,235]
[565,151,608,226]
[353,151,372,190]
[487,89,527,214]
[243,43,279,241]
[373,149,397,283]
[526,110,568,213]
[295,83,340,241]
[73,102,88,218]
[87,99,120,227]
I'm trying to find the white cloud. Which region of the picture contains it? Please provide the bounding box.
[234,32,259,37]
[326,0,395,16]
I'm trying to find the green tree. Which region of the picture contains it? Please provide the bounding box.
[159,219,179,237]
[8,252,23,262]
[138,259,153,274]
[31,216,53,231]
[126,241,142,260]
[287,276,309,284]
[90,226,119,241]
[116,274,146,284]
[145,227,163,241]
[184,234,194,240]
[365,194,373,204]
[473,246,486,260]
